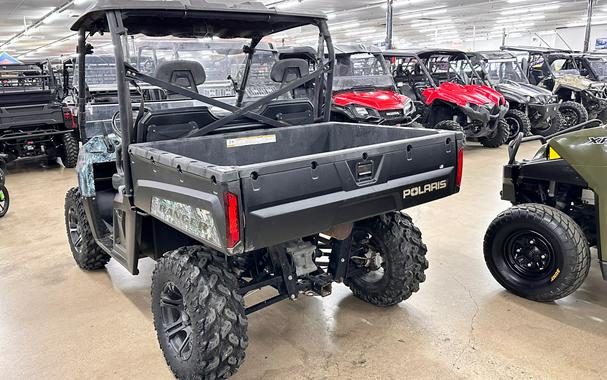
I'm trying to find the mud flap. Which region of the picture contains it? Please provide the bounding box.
[112,192,140,275]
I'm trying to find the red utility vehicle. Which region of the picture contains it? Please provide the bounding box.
[331,45,419,126]
[384,49,510,147]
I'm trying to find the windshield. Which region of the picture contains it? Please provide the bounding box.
[551,58,580,76]
[586,57,607,80]
[484,59,528,84]
[424,54,481,85]
[333,53,394,92]
[78,34,321,140]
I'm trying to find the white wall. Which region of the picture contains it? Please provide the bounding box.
[451,24,607,52]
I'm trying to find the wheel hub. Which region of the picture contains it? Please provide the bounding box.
[505,116,521,137]
[350,231,386,283]
[160,282,194,361]
[505,232,555,278]
[68,206,83,251]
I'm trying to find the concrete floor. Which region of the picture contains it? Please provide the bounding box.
[1,142,607,380]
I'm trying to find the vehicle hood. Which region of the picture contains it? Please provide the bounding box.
[333,90,411,111]
[495,82,554,104]
[555,74,605,91]
[423,82,506,107]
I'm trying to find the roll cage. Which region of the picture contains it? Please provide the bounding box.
[72,0,335,202]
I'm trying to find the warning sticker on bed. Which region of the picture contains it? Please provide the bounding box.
[226,134,276,148]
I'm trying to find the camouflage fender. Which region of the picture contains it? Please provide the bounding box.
[76,135,121,197]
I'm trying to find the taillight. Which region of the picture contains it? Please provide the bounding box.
[456,147,464,188]
[224,192,240,249]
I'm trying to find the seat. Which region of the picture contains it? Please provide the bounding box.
[270,58,311,101]
[153,60,206,99]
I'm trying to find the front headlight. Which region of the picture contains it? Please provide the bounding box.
[352,106,369,118]
[403,100,414,114]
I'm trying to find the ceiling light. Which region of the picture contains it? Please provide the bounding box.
[501,3,560,15]
[399,8,448,20]
[331,22,361,31]
[275,0,302,9]
[496,14,544,23]
[73,0,91,4]
[345,28,377,36]
[43,12,61,24]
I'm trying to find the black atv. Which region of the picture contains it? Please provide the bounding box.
[471,51,563,140]
[0,61,79,167]
[484,120,605,301]
[503,46,607,129]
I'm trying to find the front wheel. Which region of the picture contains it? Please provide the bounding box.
[479,118,509,148]
[64,187,110,270]
[0,185,9,217]
[559,101,589,130]
[152,246,248,380]
[531,111,562,136]
[504,109,532,142]
[345,212,428,307]
[484,204,590,302]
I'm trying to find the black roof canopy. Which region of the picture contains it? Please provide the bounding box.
[71,0,326,39]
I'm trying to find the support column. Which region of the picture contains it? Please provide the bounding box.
[584,0,595,52]
[385,0,394,49]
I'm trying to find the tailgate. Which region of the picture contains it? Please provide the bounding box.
[240,131,462,250]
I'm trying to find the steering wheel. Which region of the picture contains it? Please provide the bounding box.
[448,74,465,85]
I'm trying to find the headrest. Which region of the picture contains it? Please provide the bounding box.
[154,60,206,87]
[270,58,309,83]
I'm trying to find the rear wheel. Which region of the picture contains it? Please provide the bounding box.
[479,119,509,148]
[345,212,428,307]
[559,101,588,130]
[484,204,590,302]
[60,133,79,168]
[152,246,248,380]
[504,109,532,142]
[531,111,562,136]
[64,187,110,270]
[0,185,9,217]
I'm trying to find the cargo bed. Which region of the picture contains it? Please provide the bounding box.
[128,122,463,253]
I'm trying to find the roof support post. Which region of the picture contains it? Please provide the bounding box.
[584,0,595,52]
[385,0,394,50]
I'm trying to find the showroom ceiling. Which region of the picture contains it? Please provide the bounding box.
[0,0,597,60]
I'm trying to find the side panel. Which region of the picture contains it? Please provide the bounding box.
[551,126,607,263]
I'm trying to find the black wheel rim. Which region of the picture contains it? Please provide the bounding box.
[503,231,557,281]
[350,229,386,283]
[67,206,83,251]
[160,282,193,361]
[505,116,521,139]
[560,109,578,128]
[0,186,7,217]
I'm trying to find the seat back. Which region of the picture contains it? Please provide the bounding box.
[154,60,206,99]
[270,58,310,100]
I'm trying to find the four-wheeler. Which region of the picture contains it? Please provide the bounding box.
[384,49,510,148]
[331,45,419,127]
[503,46,607,129]
[0,61,79,167]
[0,153,8,218]
[484,120,606,302]
[64,2,464,379]
[470,51,563,140]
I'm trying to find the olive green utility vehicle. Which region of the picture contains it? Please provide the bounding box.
[484,119,607,301]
